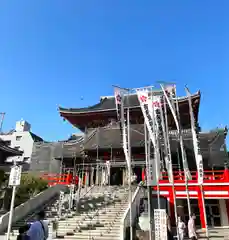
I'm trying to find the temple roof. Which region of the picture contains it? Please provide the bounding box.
[83,124,227,151]
[59,91,201,114]
[59,90,201,131]
[0,139,23,156]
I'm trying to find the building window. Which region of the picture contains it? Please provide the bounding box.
[23,157,29,162]
[4,141,11,146]
[16,136,22,141]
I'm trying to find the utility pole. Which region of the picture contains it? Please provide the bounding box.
[0,112,5,133]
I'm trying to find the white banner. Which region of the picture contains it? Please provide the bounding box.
[161,84,192,180]
[158,97,174,183]
[136,89,156,147]
[114,87,130,171]
[137,89,161,184]
[185,87,204,184]
[152,95,164,173]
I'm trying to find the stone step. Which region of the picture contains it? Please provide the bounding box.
[62,233,120,239]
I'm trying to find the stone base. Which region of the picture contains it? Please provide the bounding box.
[136,230,154,240]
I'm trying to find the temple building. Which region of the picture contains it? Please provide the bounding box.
[0,138,23,172]
[30,88,229,229]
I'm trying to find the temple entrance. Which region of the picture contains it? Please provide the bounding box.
[180,199,221,227]
[133,167,142,183]
[110,167,123,185]
[205,200,221,227]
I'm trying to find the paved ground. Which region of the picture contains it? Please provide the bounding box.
[0,227,228,239]
[194,228,229,239]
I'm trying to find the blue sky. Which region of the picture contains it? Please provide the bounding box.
[0,0,228,141]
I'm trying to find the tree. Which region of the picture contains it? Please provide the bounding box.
[3,173,48,210]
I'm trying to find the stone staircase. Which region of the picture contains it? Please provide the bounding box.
[55,186,132,240]
[1,185,134,240]
[1,186,92,239]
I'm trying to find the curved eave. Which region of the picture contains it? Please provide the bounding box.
[0,144,23,156]
[59,91,201,116]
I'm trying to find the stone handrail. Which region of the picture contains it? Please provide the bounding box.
[120,186,141,240]
[0,184,68,233]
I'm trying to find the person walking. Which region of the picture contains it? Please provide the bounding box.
[178,216,186,240]
[27,210,49,240]
[188,213,197,240]
[167,215,173,240]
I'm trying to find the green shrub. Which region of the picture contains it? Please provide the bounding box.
[3,173,48,210]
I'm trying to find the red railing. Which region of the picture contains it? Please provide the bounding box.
[41,173,81,186]
[42,169,229,186]
[159,169,229,183]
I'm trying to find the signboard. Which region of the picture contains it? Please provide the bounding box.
[9,165,22,186]
[146,158,155,186]
[6,156,23,163]
[154,209,167,240]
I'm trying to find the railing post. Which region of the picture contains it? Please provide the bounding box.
[197,186,206,229]
[223,169,229,181]
[168,187,175,223]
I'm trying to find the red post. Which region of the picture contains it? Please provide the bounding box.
[141,168,145,181]
[225,199,229,223]
[168,187,175,223]
[224,169,229,181]
[197,186,206,229]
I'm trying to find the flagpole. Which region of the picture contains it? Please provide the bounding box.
[185,86,208,237]
[151,90,161,209]
[162,96,179,239]
[144,122,153,240]
[174,92,191,219]
[160,83,192,218]
[127,90,133,240]
[113,85,133,240]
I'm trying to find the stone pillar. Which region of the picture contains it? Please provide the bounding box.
[122,169,126,186]
[96,167,99,185]
[86,171,89,187]
[90,168,94,186]
[123,169,129,186]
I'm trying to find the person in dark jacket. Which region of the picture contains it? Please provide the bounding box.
[167,215,174,240]
[17,224,30,240]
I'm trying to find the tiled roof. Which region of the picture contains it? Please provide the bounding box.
[83,124,227,150]
[59,91,200,114]
[0,139,23,156]
[30,132,43,142]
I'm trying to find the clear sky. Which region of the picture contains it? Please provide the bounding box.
[0,0,228,141]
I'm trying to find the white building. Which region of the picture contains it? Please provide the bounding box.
[0,120,43,163]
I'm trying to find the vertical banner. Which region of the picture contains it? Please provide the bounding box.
[158,96,174,183]
[160,84,192,180]
[136,89,156,147]
[185,87,204,184]
[114,87,130,171]
[137,89,160,183]
[152,95,164,174]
